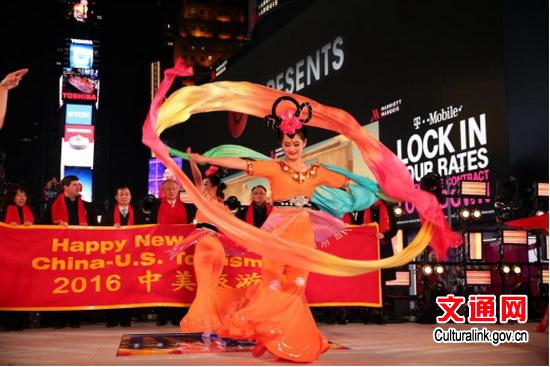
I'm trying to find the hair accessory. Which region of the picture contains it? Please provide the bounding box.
[264,96,312,134]
[205,165,219,177]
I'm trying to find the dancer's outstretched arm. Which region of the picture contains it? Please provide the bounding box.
[186,147,204,188]
[187,147,247,171]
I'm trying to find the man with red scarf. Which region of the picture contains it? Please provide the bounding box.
[155,179,189,326]
[102,185,142,227]
[101,185,142,327]
[50,175,96,226]
[47,175,96,328]
[237,185,272,228]
[156,179,188,225]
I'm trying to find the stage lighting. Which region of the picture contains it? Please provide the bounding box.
[512,265,522,275]
[472,208,482,219]
[420,173,445,204]
[434,264,445,275]
[422,264,433,276]
[460,181,489,197]
[393,206,404,217]
[501,265,511,274]
[96,215,102,224]
[391,229,404,253]
[459,208,470,220]
[536,210,545,216]
[537,183,549,197]
[385,271,411,287]
[465,270,492,285]
[542,269,549,285]
[502,229,528,245]
[468,232,483,260]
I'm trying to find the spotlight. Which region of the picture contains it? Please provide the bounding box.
[393,206,404,217]
[512,265,522,275]
[434,264,445,275]
[472,208,482,219]
[501,265,511,274]
[422,264,433,276]
[536,210,545,216]
[459,208,471,220]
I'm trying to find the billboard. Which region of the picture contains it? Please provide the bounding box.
[69,41,93,69]
[168,0,508,225]
[65,103,93,125]
[61,67,99,103]
[61,124,95,167]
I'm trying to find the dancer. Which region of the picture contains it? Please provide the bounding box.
[170,157,238,335]
[142,60,462,362]
[185,100,355,361]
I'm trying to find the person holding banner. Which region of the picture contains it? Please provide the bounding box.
[102,185,142,327]
[2,185,34,226]
[102,185,143,227]
[237,185,272,228]
[50,175,96,227]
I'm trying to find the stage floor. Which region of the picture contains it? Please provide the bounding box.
[0,322,547,365]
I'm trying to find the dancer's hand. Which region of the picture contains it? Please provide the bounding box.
[0,68,29,90]
[186,147,207,164]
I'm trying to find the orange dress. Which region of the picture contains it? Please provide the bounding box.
[178,195,242,334]
[214,160,348,362]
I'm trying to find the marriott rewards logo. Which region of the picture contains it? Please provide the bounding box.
[266,36,344,93]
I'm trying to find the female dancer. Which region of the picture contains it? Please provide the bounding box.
[170,158,239,336]
[143,61,462,362]
[185,98,360,362]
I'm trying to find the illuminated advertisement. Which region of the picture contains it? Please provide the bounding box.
[62,68,99,102]
[60,124,95,168]
[69,40,94,69]
[65,103,93,125]
[148,157,183,198]
[72,0,89,23]
[61,166,93,202]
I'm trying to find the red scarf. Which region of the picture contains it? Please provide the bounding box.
[114,204,134,226]
[245,202,273,225]
[363,200,390,233]
[4,205,34,224]
[51,194,87,225]
[157,198,187,224]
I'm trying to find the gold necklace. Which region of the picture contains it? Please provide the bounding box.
[279,161,319,183]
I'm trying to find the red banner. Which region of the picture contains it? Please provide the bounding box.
[0,223,381,310]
